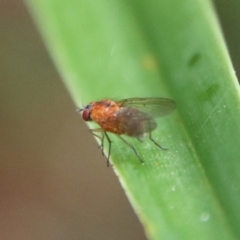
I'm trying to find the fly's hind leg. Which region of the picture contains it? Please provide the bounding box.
[149,132,167,150]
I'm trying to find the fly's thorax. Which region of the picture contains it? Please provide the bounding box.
[89,99,120,124]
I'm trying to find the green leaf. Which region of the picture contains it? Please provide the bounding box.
[25,0,240,239]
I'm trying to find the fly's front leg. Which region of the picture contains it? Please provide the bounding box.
[104,132,112,167]
[91,129,104,156]
[91,128,112,166]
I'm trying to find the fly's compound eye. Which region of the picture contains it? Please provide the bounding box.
[82,109,91,121]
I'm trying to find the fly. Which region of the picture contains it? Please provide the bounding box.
[78,97,176,165]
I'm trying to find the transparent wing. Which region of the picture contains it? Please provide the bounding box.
[117,97,176,118]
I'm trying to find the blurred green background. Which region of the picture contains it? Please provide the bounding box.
[0,1,239,239]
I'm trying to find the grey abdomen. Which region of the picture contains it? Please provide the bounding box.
[116,107,157,137]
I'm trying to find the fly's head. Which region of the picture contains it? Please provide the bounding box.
[77,104,93,122]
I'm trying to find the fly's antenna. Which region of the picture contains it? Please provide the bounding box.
[76,107,84,113]
[76,97,86,113]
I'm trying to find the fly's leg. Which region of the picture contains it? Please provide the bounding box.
[91,131,104,156]
[149,132,167,150]
[104,132,112,167]
[100,134,105,155]
[91,129,112,166]
[118,136,144,164]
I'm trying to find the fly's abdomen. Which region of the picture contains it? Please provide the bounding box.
[117,107,157,137]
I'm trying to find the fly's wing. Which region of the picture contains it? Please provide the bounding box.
[117,98,176,119]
